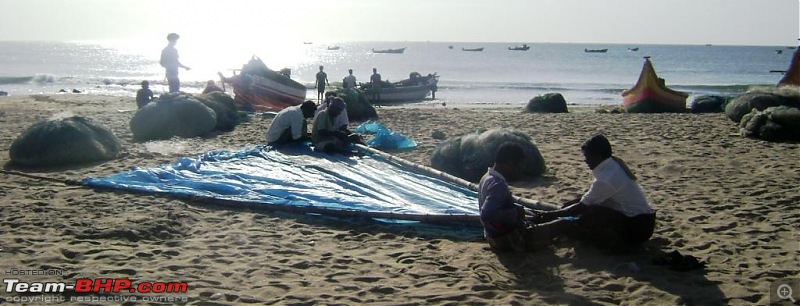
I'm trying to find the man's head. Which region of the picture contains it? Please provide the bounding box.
[348,69,353,75]
[493,142,526,179]
[319,65,324,71]
[300,100,317,118]
[325,91,337,99]
[166,33,180,44]
[206,80,216,87]
[141,80,149,89]
[372,68,377,73]
[327,97,345,118]
[581,134,612,170]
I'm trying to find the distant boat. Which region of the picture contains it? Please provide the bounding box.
[303,42,313,44]
[622,56,689,113]
[705,44,713,47]
[372,47,406,54]
[461,47,484,52]
[584,48,608,53]
[448,45,453,49]
[327,46,340,50]
[776,49,783,54]
[628,47,640,52]
[508,44,530,51]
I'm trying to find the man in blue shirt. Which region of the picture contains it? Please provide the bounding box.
[478,143,568,252]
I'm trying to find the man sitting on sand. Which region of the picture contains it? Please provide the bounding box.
[312,98,361,154]
[202,80,224,94]
[316,92,350,132]
[479,143,569,252]
[136,80,154,109]
[265,101,317,146]
[536,134,656,247]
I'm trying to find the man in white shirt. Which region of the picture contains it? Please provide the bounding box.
[160,33,191,93]
[315,92,349,132]
[266,101,317,145]
[537,134,656,246]
[343,69,357,89]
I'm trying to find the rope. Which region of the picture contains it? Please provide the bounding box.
[355,144,558,211]
[0,169,82,186]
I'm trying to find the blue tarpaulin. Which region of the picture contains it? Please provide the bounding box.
[83,146,479,223]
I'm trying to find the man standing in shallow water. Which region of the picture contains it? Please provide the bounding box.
[160,33,191,93]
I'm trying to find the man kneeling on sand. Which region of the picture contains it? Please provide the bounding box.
[265,101,317,146]
[536,134,656,247]
[478,143,570,252]
[311,98,362,154]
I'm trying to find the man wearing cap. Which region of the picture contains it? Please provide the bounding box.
[536,134,656,247]
[160,33,191,93]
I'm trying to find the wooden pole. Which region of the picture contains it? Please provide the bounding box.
[354,144,558,211]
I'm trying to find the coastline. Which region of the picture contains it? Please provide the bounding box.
[0,94,798,304]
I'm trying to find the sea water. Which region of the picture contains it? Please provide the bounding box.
[0,40,794,107]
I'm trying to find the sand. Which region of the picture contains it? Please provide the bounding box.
[0,94,798,305]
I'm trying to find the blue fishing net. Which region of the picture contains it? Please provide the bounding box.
[355,121,417,150]
[83,145,476,221]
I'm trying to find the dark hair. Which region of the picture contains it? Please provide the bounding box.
[166,33,180,41]
[325,91,337,98]
[495,142,526,165]
[581,134,612,159]
[300,100,317,116]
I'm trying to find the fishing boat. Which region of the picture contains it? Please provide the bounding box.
[508,44,530,51]
[372,47,406,54]
[776,49,783,54]
[218,56,306,112]
[327,46,340,50]
[628,47,640,52]
[584,48,608,53]
[778,48,800,87]
[448,45,454,49]
[360,72,439,104]
[622,57,689,113]
[462,47,484,52]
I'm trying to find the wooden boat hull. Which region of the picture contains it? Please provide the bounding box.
[224,73,306,112]
[622,58,688,113]
[363,85,433,104]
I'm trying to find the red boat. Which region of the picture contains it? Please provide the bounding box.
[622,57,689,113]
[219,56,306,112]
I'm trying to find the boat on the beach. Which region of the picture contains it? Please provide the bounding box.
[462,47,484,52]
[622,56,689,113]
[372,47,406,54]
[584,48,608,53]
[508,44,530,51]
[327,46,340,50]
[360,72,439,104]
[778,48,800,87]
[628,47,640,52]
[218,56,306,112]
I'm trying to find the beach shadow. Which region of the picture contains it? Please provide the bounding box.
[2,159,115,174]
[513,175,560,189]
[493,248,607,305]
[566,236,728,305]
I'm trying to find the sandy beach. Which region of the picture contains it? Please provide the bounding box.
[0,94,798,305]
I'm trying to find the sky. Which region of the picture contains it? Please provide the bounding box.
[0,0,798,46]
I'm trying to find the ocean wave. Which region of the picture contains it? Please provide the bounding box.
[0,74,56,85]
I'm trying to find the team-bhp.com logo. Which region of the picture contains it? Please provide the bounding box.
[4,278,188,293]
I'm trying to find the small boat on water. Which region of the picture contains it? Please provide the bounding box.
[584,48,608,53]
[462,47,484,52]
[628,47,640,52]
[372,47,406,54]
[448,45,453,49]
[776,49,783,54]
[219,56,306,112]
[622,56,689,113]
[303,42,313,45]
[327,46,340,50]
[360,72,439,104]
[508,44,530,51]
